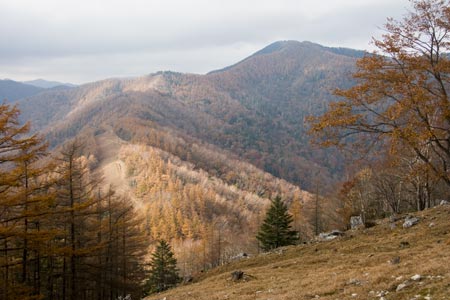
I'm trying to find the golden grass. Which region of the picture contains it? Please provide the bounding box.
[145,206,450,300]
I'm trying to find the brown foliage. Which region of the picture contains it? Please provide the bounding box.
[309,0,450,186]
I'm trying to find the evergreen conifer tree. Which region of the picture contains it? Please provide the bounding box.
[146,240,180,294]
[256,196,299,251]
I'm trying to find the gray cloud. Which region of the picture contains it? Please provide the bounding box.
[0,0,410,83]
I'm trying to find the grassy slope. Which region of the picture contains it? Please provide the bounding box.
[145,206,450,300]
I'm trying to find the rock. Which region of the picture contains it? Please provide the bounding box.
[350,216,364,229]
[231,270,244,281]
[376,290,388,297]
[411,274,422,281]
[351,293,357,297]
[403,216,420,228]
[390,256,401,265]
[439,200,449,206]
[429,222,435,227]
[231,252,249,261]
[183,275,193,284]
[347,278,361,286]
[400,241,410,248]
[318,230,344,241]
[396,281,410,291]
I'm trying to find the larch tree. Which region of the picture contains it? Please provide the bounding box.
[0,103,52,299]
[256,196,298,251]
[309,0,450,187]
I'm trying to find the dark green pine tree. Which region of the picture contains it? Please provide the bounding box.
[145,240,180,294]
[256,195,299,251]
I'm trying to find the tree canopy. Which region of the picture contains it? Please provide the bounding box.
[309,0,450,186]
[256,196,298,251]
[146,240,180,294]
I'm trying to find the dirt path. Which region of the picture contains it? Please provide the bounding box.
[95,129,143,210]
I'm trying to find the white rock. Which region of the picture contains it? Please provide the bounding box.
[396,281,409,291]
[411,274,422,281]
[351,293,357,297]
[403,216,419,228]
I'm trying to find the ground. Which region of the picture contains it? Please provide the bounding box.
[95,129,143,210]
[145,205,450,300]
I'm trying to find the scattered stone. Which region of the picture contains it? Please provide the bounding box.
[183,275,193,284]
[231,270,244,281]
[411,274,422,281]
[439,200,449,206]
[429,222,435,227]
[350,216,364,229]
[390,256,401,265]
[346,278,361,286]
[403,216,420,228]
[231,252,249,261]
[376,290,388,297]
[396,281,410,292]
[351,293,357,297]
[318,230,344,241]
[400,241,410,248]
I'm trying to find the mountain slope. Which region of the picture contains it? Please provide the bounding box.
[16,41,361,191]
[0,79,43,102]
[145,205,450,300]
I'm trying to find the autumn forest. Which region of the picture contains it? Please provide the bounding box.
[1,0,450,299]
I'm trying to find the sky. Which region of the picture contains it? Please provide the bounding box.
[0,0,411,84]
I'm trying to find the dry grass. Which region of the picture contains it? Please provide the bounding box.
[145,206,450,300]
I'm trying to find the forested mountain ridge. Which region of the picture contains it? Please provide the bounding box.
[0,79,44,101]
[5,40,357,276]
[15,40,361,191]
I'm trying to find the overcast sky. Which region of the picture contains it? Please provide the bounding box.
[0,0,411,84]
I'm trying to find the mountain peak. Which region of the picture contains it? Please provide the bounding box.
[208,40,365,74]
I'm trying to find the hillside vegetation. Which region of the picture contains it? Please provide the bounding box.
[145,205,450,300]
[14,41,360,191]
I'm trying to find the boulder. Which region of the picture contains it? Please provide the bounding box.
[231,270,244,281]
[403,216,419,228]
[350,216,364,229]
[318,230,344,241]
[411,274,422,281]
[183,276,194,284]
[390,256,401,265]
[396,280,410,291]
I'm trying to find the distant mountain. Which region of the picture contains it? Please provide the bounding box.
[16,40,363,191]
[0,79,43,102]
[24,78,77,89]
